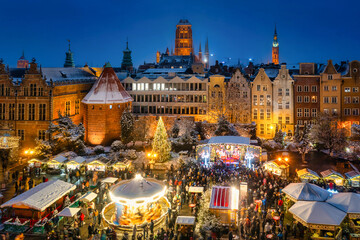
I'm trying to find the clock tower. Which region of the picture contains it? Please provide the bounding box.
[272,26,279,65]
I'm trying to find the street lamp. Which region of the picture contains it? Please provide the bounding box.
[24,149,34,164]
[146,152,158,169]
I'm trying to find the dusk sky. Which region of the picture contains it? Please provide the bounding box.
[1,0,359,68]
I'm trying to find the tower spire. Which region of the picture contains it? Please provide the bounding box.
[272,25,279,65]
[126,37,129,50]
[121,40,133,72]
[64,40,75,68]
[205,37,209,69]
[68,39,71,52]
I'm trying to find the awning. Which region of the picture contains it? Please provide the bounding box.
[209,186,239,210]
[176,216,195,225]
[326,192,360,215]
[188,186,204,193]
[58,207,81,217]
[81,192,97,202]
[101,177,118,184]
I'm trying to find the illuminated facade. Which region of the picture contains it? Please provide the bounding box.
[174,19,193,56]
[272,26,279,65]
[208,75,226,122]
[272,64,294,136]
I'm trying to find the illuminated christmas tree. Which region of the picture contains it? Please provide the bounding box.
[152,117,171,162]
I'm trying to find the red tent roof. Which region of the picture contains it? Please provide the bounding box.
[209,186,238,210]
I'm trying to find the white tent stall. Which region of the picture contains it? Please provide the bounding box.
[66,156,85,170]
[81,192,97,203]
[58,207,81,217]
[282,183,330,202]
[176,216,196,225]
[101,177,118,184]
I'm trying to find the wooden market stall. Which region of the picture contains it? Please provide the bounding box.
[0,180,76,230]
[27,158,44,168]
[345,171,360,188]
[47,155,67,169]
[66,156,85,170]
[263,159,289,178]
[289,201,346,240]
[297,168,320,182]
[86,158,109,171]
[176,216,195,238]
[209,186,239,228]
[111,160,131,171]
[321,169,345,186]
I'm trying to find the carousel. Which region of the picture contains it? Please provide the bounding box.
[102,174,170,231]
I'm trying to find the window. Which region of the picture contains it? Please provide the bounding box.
[259,95,264,106]
[0,103,5,120]
[278,88,282,96]
[75,100,80,114]
[332,108,338,115]
[297,86,302,92]
[256,85,260,91]
[38,87,44,96]
[353,87,359,93]
[278,100,282,109]
[285,102,290,109]
[304,85,309,92]
[38,130,46,141]
[323,97,329,104]
[65,101,71,116]
[243,91,248,98]
[311,96,317,103]
[253,109,258,120]
[260,109,264,120]
[266,109,271,120]
[297,120,303,125]
[39,104,46,121]
[9,104,15,120]
[344,96,351,104]
[17,130,24,141]
[30,84,37,96]
[266,124,272,134]
[344,108,351,116]
[311,86,317,92]
[253,95,257,105]
[304,96,310,103]
[263,85,267,91]
[260,124,265,135]
[297,96,302,103]
[286,88,290,96]
[324,85,329,91]
[18,104,25,120]
[266,95,271,106]
[331,97,338,104]
[28,104,35,120]
[345,87,350,93]
[297,108,302,117]
[328,75,333,80]
[353,109,359,116]
[332,86,337,91]
[353,97,359,104]
[278,116,282,124]
[304,108,310,117]
[324,108,329,114]
[311,108,317,117]
[286,117,290,125]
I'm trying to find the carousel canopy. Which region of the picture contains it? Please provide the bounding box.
[58,207,81,217]
[110,175,165,201]
[209,186,239,210]
[282,183,330,202]
[176,216,195,225]
[289,201,346,226]
[320,169,344,179]
[207,136,250,145]
[326,192,360,214]
[297,168,320,179]
[101,177,118,183]
[1,180,75,211]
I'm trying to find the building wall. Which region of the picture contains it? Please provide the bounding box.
[251,68,274,138]
[208,75,226,123]
[174,23,193,56]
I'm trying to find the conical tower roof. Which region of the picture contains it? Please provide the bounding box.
[82,62,132,104]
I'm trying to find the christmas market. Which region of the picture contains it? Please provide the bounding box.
[47,155,67,169]
[345,171,360,187]
[65,156,85,170]
[321,169,345,186]
[297,168,321,182]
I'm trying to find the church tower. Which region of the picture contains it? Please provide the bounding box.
[17,51,29,68]
[272,26,279,65]
[121,40,133,72]
[204,37,209,69]
[64,40,75,68]
[174,19,193,56]
[198,43,202,63]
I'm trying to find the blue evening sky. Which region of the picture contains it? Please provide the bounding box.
[0,0,359,68]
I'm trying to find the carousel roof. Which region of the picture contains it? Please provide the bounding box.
[289,201,346,226]
[326,192,360,214]
[110,175,165,201]
[207,136,250,145]
[282,183,330,202]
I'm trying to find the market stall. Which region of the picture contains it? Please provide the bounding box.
[263,159,289,178]
[297,168,320,182]
[86,158,108,171]
[282,183,330,202]
[289,201,346,239]
[81,192,97,203]
[66,156,85,170]
[111,160,131,171]
[209,186,239,228]
[176,216,195,238]
[101,177,118,184]
[345,171,360,188]
[1,180,75,228]
[27,159,43,168]
[321,169,345,186]
[188,186,204,193]
[47,155,67,169]
[327,193,360,233]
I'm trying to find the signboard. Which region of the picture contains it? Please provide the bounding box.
[239,182,248,202]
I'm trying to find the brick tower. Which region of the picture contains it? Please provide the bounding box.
[82,62,133,145]
[272,25,279,65]
[174,19,193,56]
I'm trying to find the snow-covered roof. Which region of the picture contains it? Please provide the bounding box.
[176,216,195,225]
[289,201,346,226]
[82,63,133,104]
[101,177,118,183]
[1,180,75,211]
[320,169,344,179]
[188,186,204,193]
[264,68,279,79]
[326,192,360,214]
[282,183,330,202]
[68,156,85,164]
[345,170,360,179]
[41,68,96,82]
[58,207,81,217]
[297,168,320,179]
[81,192,97,202]
[208,136,250,145]
[53,155,67,163]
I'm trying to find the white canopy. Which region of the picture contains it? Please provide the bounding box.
[208,136,250,145]
[81,192,97,202]
[1,180,75,211]
[289,201,346,226]
[68,156,85,164]
[326,192,360,214]
[58,207,81,217]
[176,216,196,225]
[282,183,330,202]
[101,177,118,183]
[189,186,204,193]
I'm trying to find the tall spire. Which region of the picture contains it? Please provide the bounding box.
[272,25,279,65]
[205,37,209,54]
[198,42,203,63]
[274,24,277,36]
[199,42,202,53]
[64,40,75,68]
[126,37,129,50]
[205,37,209,69]
[121,39,133,72]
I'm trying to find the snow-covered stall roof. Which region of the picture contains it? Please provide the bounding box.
[1,180,75,211]
[297,168,320,179]
[101,177,118,184]
[207,136,250,145]
[82,62,133,104]
[326,192,360,214]
[189,186,204,193]
[58,207,81,217]
[67,156,85,165]
[345,170,360,179]
[282,183,330,202]
[320,169,344,179]
[81,192,97,202]
[52,155,67,163]
[289,201,346,226]
[209,186,239,210]
[176,216,195,225]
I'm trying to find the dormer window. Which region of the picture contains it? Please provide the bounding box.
[328,75,333,80]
